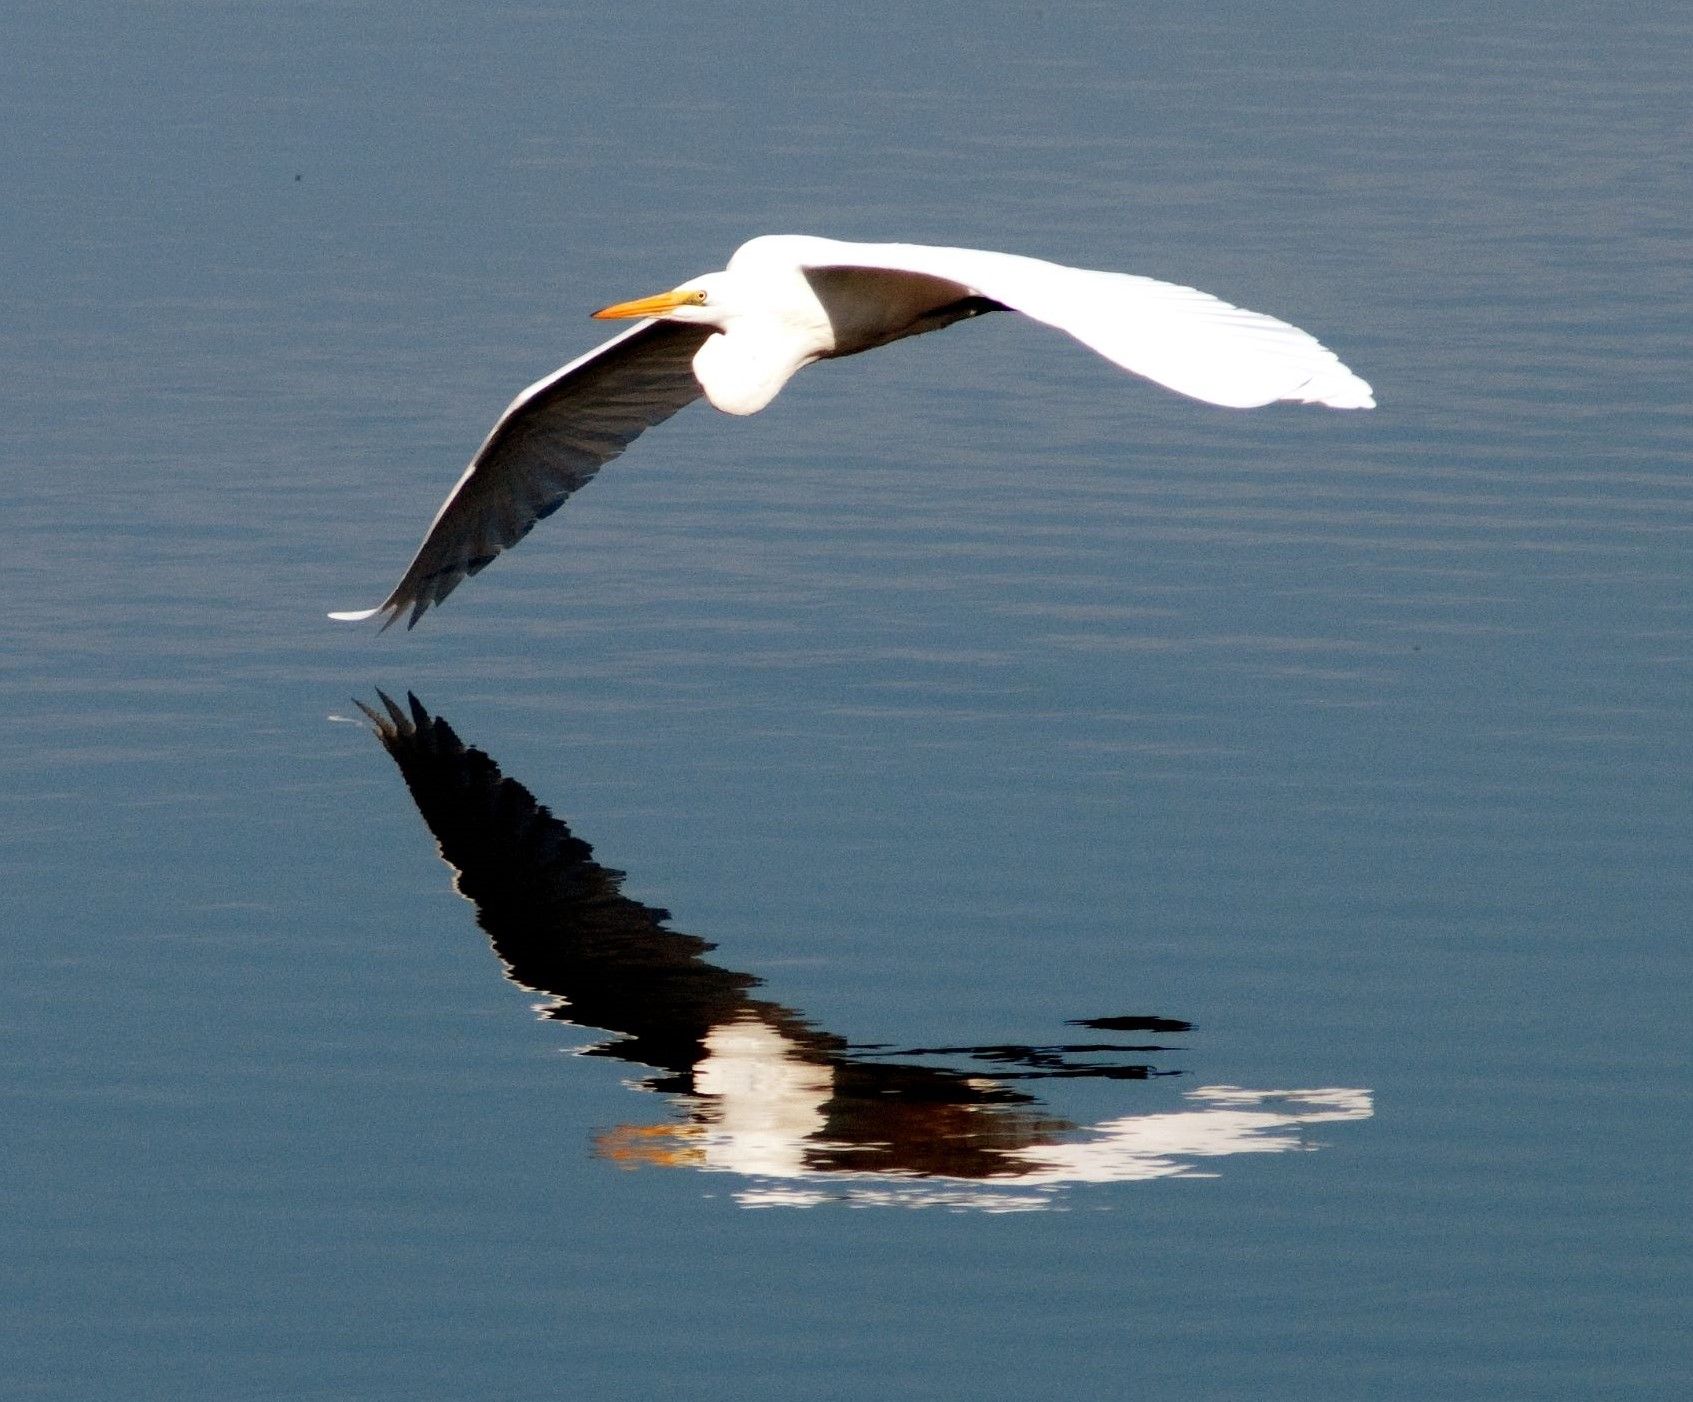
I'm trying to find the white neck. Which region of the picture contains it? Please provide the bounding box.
[687,265,835,415]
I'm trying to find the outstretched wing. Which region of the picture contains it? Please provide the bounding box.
[333,319,712,629]
[733,235,1375,411]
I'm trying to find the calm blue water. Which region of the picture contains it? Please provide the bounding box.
[5,3,1689,1398]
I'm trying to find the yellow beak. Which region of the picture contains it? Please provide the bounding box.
[591,289,703,320]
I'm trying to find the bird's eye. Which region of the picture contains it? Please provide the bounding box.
[690,290,709,304]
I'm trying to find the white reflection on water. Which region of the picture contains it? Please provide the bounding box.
[607,1015,1370,1210]
[362,692,1371,1211]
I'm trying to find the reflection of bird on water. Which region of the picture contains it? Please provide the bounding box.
[334,235,1374,628]
[360,692,1371,1207]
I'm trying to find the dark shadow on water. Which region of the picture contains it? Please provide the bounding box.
[360,691,1370,1209]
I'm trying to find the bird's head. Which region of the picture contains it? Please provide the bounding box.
[592,272,732,327]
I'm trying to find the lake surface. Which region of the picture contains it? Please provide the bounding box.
[5,3,1689,1398]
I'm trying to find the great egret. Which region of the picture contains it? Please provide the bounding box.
[333,235,1374,629]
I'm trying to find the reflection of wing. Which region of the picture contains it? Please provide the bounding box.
[736,1086,1378,1209]
[360,690,800,1077]
[1005,1085,1377,1184]
[334,320,710,629]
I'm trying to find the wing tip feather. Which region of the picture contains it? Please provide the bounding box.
[328,602,412,631]
[1304,370,1376,410]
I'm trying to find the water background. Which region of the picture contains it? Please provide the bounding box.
[5,3,1689,1398]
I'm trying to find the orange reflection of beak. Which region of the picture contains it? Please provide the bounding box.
[595,1122,705,1168]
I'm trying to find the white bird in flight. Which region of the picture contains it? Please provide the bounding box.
[332,235,1373,629]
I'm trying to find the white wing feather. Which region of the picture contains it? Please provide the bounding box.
[731,235,1375,410]
[331,318,711,628]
